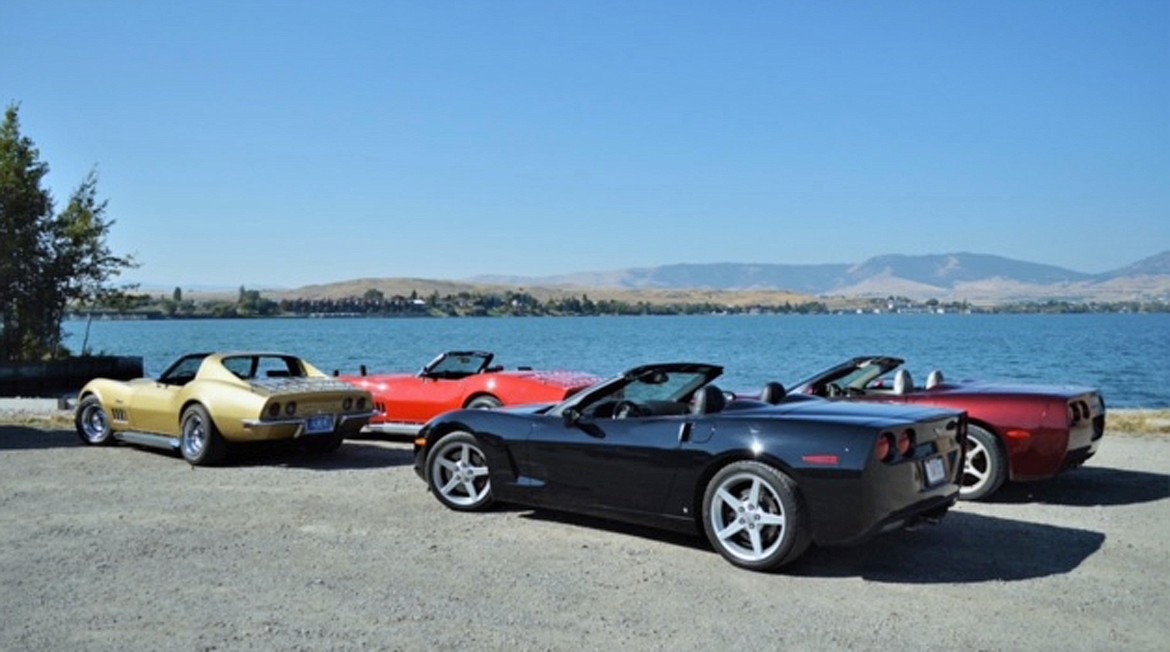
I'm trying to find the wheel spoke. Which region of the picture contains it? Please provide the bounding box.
[462,479,479,498]
[748,526,764,555]
[468,465,489,478]
[715,487,740,510]
[748,478,762,505]
[440,476,461,496]
[716,520,746,541]
[459,445,471,464]
[758,512,785,527]
[437,458,459,473]
[966,464,989,482]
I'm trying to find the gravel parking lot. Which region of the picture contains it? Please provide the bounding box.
[1,424,1167,651]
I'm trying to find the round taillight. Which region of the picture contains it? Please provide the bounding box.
[897,429,915,456]
[285,401,297,416]
[343,397,354,411]
[356,397,366,410]
[875,432,894,462]
[268,403,281,418]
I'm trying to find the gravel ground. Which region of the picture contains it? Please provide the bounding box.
[1,423,1167,651]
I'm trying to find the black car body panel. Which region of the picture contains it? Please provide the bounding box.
[414,363,966,549]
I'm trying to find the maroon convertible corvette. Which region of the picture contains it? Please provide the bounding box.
[788,356,1106,500]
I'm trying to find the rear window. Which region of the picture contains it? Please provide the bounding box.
[223,355,305,380]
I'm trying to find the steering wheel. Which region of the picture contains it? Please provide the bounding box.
[613,400,645,419]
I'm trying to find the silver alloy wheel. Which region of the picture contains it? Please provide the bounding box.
[708,471,788,563]
[431,440,491,507]
[182,411,208,460]
[79,402,110,443]
[962,435,992,496]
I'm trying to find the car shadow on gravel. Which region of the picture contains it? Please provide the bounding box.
[518,509,710,553]
[226,440,416,470]
[987,466,1170,507]
[789,511,1105,583]
[519,508,1104,583]
[0,426,80,450]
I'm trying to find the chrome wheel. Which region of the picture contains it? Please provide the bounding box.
[428,432,493,510]
[707,470,789,563]
[702,461,809,570]
[76,398,113,444]
[181,410,208,460]
[963,437,991,493]
[960,425,1007,500]
[466,395,502,410]
[179,404,227,465]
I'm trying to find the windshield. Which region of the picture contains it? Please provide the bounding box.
[424,352,491,378]
[560,364,721,418]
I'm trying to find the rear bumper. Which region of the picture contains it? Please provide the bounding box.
[801,443,964,546]
[824,493,957,547]
[237,411,375,441]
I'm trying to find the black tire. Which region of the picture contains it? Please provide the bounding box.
[960,424,1008,501]
[180,404,227,466]
[465,395,502,410]
[303,432,344,455]
[701,461,811,571]
[75,396,116,445]
[426,431,494,511]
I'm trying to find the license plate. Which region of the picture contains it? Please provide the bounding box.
[924,456,946,486]
[305,414,335,434]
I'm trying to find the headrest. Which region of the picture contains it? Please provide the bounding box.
[925,370,945,389]
[893,369,913,394]
[760,381,786,404]
[692,385,726,415]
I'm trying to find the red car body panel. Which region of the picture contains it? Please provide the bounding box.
[791,357,1105,482]
[339,352,599,434]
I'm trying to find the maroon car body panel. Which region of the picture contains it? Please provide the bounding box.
[791,356,1105,482]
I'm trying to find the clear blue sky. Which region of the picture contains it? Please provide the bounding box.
[3,1,1167,288]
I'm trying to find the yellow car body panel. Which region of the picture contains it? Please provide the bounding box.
[77,352,374,444]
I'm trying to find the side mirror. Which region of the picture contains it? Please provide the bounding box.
[562,407,582,426]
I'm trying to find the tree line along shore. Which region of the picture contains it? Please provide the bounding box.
[70,286,1170,320]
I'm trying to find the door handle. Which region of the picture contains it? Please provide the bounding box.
[678,422,693,443]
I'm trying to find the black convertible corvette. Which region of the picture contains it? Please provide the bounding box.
[414,363,967,571]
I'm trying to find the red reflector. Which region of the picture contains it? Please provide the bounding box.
[802,454,840,465]
[1005,429,1031,440]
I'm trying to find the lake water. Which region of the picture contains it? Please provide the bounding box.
[63,313,1170,408]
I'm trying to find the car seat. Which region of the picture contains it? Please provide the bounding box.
[691,385,726,415]
[759,382,786,404]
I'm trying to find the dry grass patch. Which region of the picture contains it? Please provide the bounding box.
[0,410,73,429]
[1108,409,1170,436]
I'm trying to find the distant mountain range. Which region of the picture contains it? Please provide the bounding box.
[470,251,1170,303]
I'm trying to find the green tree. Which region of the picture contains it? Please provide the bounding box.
[0,103,135,361]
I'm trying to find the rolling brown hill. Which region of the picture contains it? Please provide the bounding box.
[267,277,814,307]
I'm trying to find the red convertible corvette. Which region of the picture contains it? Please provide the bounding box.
[788,356,1106,500]
[339,351,599,436]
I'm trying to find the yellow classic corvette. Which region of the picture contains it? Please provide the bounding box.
[75,352,375,465]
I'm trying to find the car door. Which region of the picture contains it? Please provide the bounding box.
[523,412,693,516]
[126,381,185,435]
